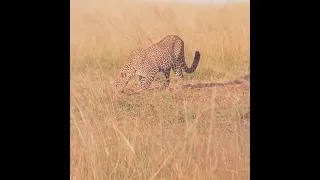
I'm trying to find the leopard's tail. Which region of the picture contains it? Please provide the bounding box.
[182,51,201,73]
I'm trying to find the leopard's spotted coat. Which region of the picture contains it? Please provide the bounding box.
[114,35,201,92]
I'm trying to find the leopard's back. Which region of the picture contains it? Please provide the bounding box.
[143,35,183,70]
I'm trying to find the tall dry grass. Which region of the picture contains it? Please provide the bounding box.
[70,0,250,179]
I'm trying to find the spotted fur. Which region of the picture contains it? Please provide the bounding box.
[114,35,201,92]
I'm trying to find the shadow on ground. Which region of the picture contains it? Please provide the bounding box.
[182,74,250,89]
[122,75,250,95]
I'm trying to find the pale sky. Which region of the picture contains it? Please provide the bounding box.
[136,0,250,4]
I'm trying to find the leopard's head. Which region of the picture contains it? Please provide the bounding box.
[114,70,127,92]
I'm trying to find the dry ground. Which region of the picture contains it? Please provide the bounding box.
[70,0,250,179]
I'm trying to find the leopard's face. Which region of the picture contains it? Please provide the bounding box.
[114,65,135,92]
[114,71,127,92]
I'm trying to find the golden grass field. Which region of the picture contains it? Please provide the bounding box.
[70,0,250,179]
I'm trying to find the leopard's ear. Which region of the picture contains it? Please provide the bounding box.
[120,72,127,78]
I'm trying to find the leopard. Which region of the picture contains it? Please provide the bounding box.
[114,35,201,92]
